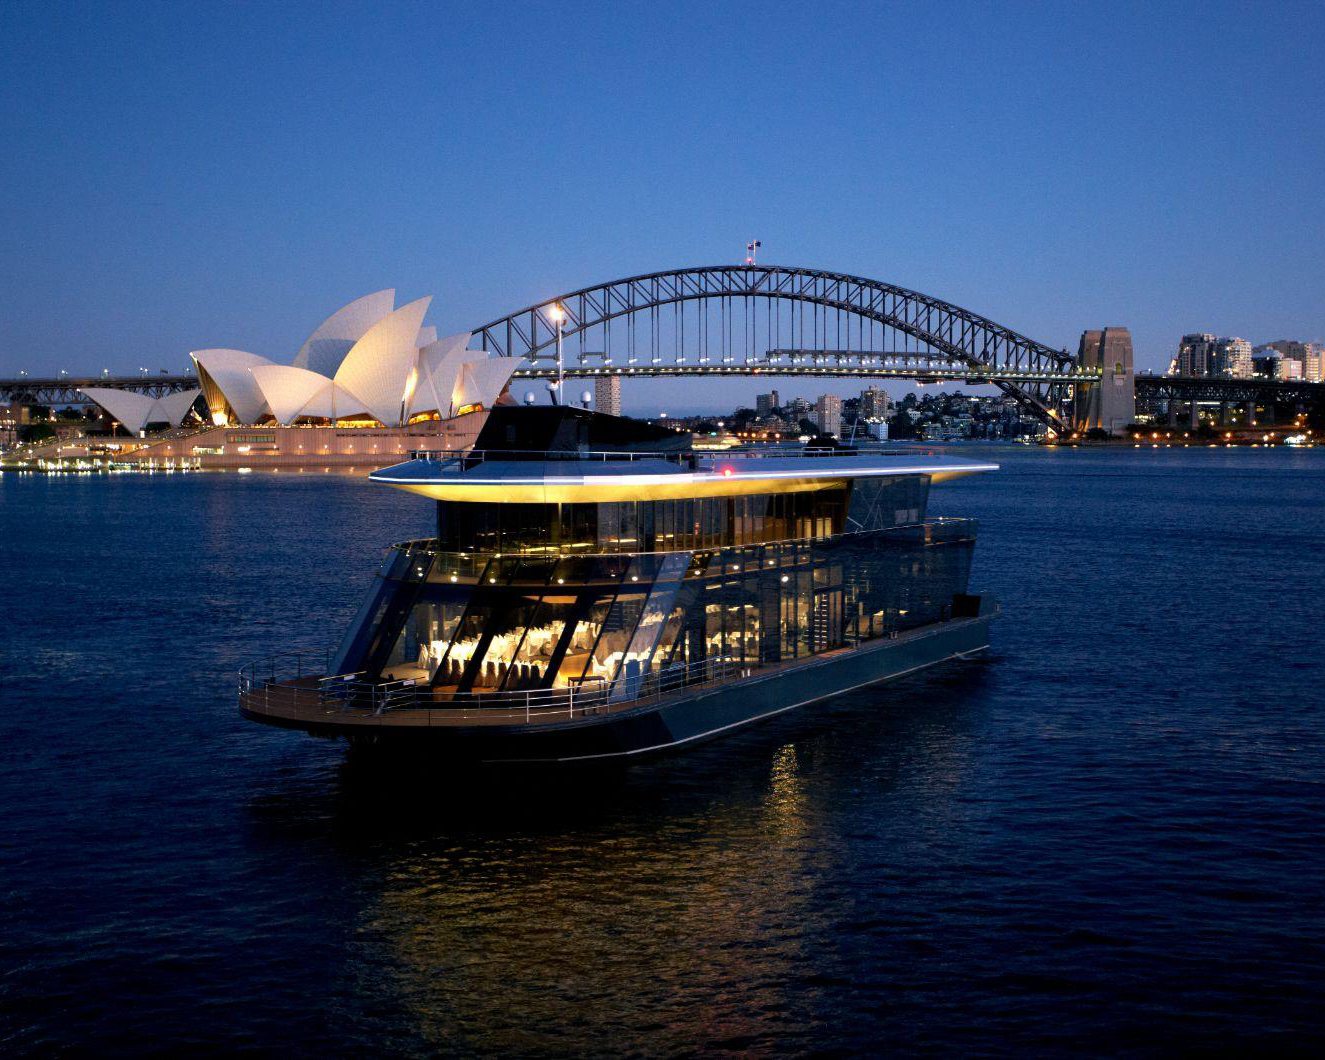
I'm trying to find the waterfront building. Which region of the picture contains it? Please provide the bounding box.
[786,397,813,422]
[1262,341,1321,383]
[1306,344,1324,383]
[108,416,487,471]
[191,291,517,429]
[755,390,780,417]
[595,375,623,417]
[1173,334,1217,377]
[1254,345,1304,380]
[814,394,842,436]
[860,386,891,422]
[1251,352,1277,379]
[238,406,998,762]
[0,402,24,449]
[63,290,521,471]
[1213,337,1254,379]
[922,423,966,443]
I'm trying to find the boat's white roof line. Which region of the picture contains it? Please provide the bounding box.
[370,458,999,487]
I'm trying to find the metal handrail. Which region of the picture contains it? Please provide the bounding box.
[240,652,757,723]
[404,444,938,464]
[381,516,977,563]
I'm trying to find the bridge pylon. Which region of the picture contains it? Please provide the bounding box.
[1072,327,1135,436]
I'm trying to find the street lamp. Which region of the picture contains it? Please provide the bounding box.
[547,303,566,405]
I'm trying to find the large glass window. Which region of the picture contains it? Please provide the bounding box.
[340,515,978,700]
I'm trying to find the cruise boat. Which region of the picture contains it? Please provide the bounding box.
[239,407,998,763]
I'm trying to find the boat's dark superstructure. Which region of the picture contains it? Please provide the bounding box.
[240,408,998,762]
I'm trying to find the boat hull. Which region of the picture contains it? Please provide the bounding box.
[241,597,996,764]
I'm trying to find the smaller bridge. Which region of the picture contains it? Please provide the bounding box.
[1135,374,1325,405]
[1135,373,1325,429]
[0,374,197,406]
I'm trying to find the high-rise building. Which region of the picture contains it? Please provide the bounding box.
[1263,341,1323,383]
[1305,344,1324,383]
[0,402,23,449]
[1173,334,1217,376]
[1251,352,1278,378]
[1264,340,1309,361]
[1170,334,1252,379]
[1213,337,1253,378]
[859,386,891,421]
[594,375,623,417]
[1254,343,1306,381]
[755,389,780,416]
[787,397,813,421]
[813,394,842,436]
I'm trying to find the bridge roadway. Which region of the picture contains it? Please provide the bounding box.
[3,366,1323,417]
[1134,373,1325,405]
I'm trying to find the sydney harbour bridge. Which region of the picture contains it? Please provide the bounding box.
[4,264,1322,434]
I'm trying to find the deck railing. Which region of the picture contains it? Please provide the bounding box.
[403,443,937,464]
[240,653,758,725]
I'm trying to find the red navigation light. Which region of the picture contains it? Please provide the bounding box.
[721,466,734,477]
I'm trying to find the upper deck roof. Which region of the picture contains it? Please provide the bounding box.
[369,447,998,503]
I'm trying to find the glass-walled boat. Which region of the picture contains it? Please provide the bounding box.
[240,407,998,762]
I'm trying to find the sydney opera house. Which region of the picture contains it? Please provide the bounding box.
[79,290,519,470]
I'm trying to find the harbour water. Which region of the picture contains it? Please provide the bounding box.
[2,446,1324,1053]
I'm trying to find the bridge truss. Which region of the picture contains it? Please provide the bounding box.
[1135,374,1325,406]
[474,264,1090,431]
[0,374,197,406]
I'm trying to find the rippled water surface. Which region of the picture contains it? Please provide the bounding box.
[3,447,1324,1054]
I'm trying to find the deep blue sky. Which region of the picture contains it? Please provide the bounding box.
[2,0,1322,413]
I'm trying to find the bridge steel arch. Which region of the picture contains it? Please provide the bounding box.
[472,264,1080,431]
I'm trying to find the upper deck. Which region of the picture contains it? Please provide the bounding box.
[367,404,995,504]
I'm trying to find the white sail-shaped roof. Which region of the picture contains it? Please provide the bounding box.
[292,289,396,377]
[416,325,437,349]
[408,332,473,419]
[80,387,204,434]
[249,365,364,425]
[299,380,366,421]
[453,355,520,411]
[80,387,157,435]
[191,349,274,425]
[333,297,432,427]
[153,388,203,426]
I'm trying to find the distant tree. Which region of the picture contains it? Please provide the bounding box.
[888,412,919,440]
[18,422,56,444]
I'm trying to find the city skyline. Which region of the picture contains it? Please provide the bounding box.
[2,1,1323,413]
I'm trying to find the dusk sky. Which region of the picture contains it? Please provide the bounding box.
[2,0,1322,413]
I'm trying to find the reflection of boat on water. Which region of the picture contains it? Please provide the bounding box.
[239,406,998,763]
